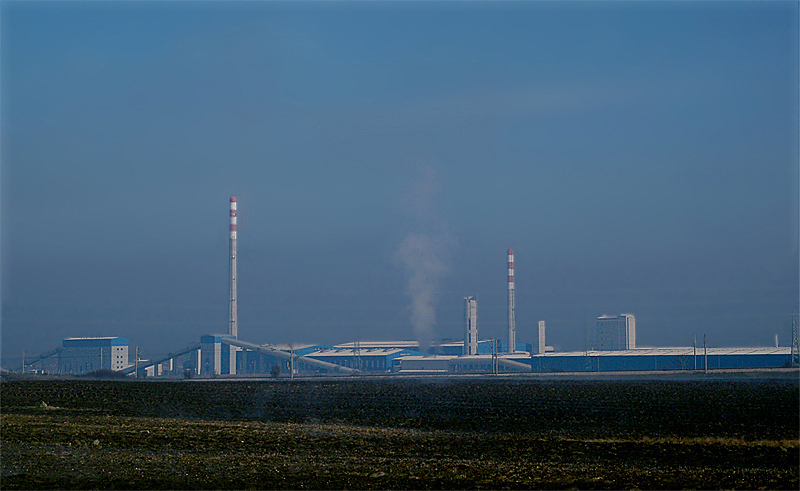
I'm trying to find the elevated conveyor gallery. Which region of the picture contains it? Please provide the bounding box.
[120,343,201,376]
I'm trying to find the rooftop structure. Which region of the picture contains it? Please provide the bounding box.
[596,314,636,351]
[464,296,478,355]
[538,321,546,355]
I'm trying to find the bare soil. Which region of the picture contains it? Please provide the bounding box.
[1,374,798,489]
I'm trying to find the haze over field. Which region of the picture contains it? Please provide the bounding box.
[1,1,797,365]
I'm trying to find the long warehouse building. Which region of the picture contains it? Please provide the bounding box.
[530,347,792,373]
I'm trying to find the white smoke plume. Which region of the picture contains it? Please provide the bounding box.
[394,167,454,352]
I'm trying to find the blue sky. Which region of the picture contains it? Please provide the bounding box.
[2,1,797,364]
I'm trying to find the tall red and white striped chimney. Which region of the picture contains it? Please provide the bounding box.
[229,196,238,338]
[507,248,515,353]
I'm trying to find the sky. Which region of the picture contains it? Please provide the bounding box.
[1,0,798,366]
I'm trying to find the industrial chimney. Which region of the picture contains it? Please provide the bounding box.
[229,195,238,338]
[507,248,515,353]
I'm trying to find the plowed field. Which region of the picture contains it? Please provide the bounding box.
[2,373,798,489]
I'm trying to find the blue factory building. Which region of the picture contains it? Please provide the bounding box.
[530,347,793,373]
[305,347,420,372]
[200,335,237,375]
[60,337,130,374]
[38,337,792,378]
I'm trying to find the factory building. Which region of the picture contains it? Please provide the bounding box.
[305,347,417,372]
[31,222,792,379]
[168,349,202,375]
[237,344,325,375]
[530,347,792,372]
[238,348,283,375]
[334,340,525,356]
[59,337,129,374]
[200,335,237,375]
[333,340,462,356]
[26,338,796,377]
[392,353,532,374]
[596,314,636,350]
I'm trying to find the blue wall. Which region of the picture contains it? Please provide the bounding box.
[62,337,128,348]
[530,353,793,373]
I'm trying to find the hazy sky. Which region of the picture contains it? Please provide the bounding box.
[2,1,798,365]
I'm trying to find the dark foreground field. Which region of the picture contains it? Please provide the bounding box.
[2,372,798,489]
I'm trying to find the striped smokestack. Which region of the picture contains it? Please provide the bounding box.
[229,196,238,338]
[507,248,515,353]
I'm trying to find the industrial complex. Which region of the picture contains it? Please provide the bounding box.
[15,196,799,377]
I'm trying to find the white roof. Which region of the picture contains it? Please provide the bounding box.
[309,347,410,357]
[534,347,792,357]
[335,341,420,349]
[334,339,495,349]
[397,353,533,362]
[270,343,318,351]
[393,354,457,361]
[64,337,121,341]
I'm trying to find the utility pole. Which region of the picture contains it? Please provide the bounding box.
[492,339,498,375]
[792,308,799,368]
[290,346,295,380]
[703,334,708,374]
[135,347,139,378]
[583,308,591,355]
[100,348,103,370]
[693,335,697,370]
[21,350,25,374]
